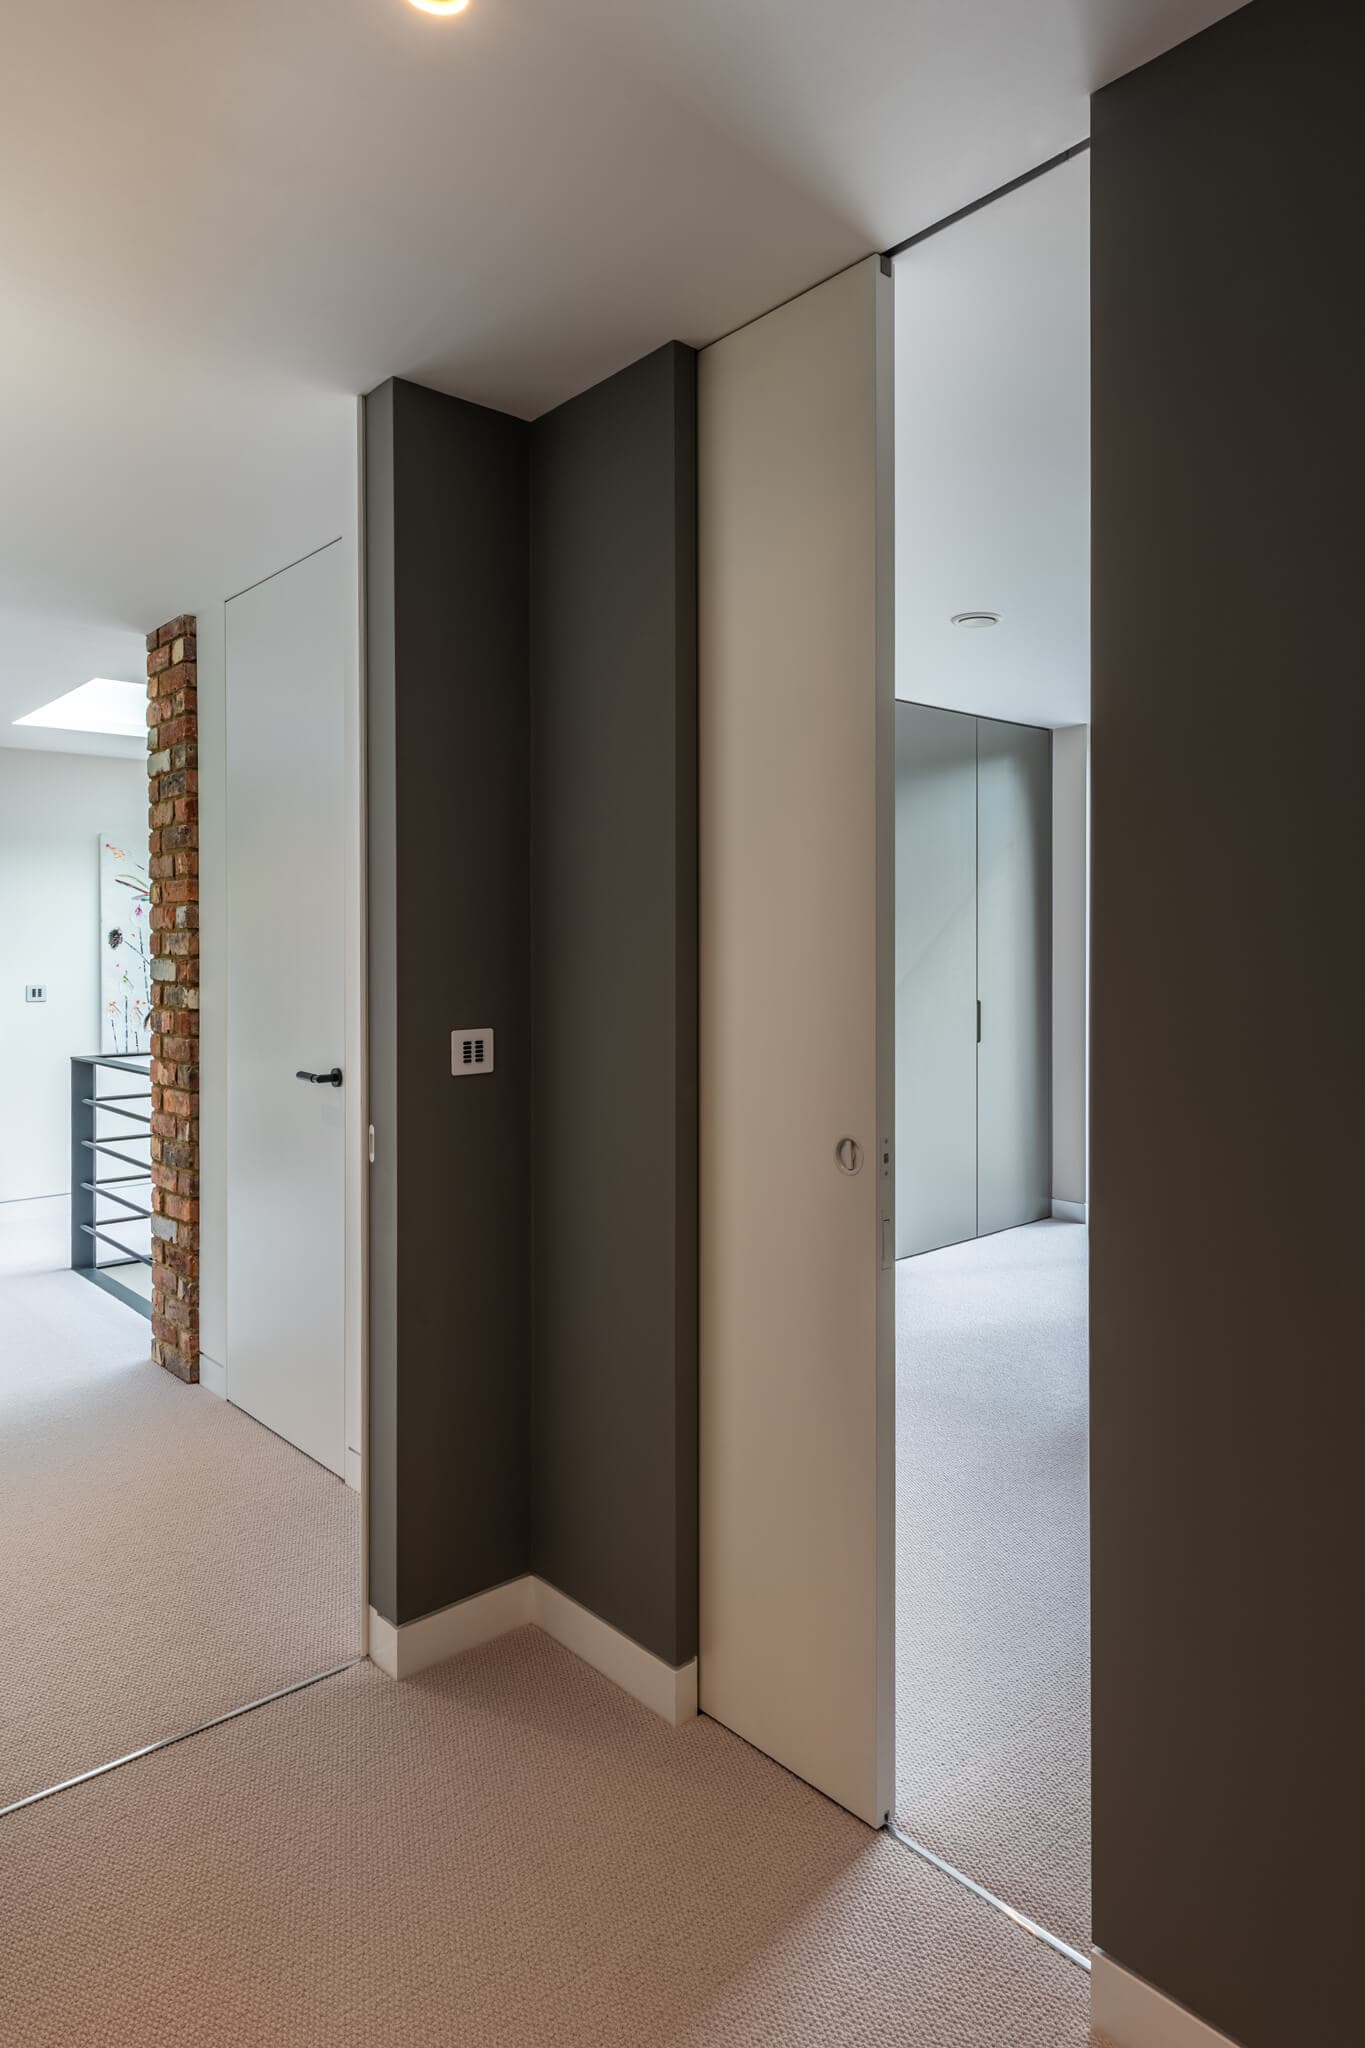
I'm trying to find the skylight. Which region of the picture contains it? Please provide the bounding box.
[13,678,146,738]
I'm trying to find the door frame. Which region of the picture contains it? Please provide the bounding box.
[343,404,371,1648]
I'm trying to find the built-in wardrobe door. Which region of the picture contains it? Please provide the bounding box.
[895,702,977,1256]
[977,716,1052,1238]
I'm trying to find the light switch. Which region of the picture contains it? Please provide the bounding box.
[451,1028,495,1075]
[25,984,46,1003]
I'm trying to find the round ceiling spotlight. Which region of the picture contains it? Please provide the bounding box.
[950,610,1001,629]
[407,0,470,14]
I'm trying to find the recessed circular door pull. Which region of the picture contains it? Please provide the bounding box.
[834,1136,864,1175]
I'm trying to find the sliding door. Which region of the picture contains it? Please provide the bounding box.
[895,703,977,1256]
[977,717,1052,1238]
[699,257,895,1827]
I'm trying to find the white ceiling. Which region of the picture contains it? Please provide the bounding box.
[895,151,1091,730]
[0,0,1245,753]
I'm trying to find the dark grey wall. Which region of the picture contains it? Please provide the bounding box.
[1091,7,1362,2044]
[530,343,699,1666]
[366,353,699,1663]
[367,377,532,1627]
[366,381,400,1618]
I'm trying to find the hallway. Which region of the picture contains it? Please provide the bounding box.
[0,1628,1091,2048]
[0,1198,361,1810]
[896,1220,1090,1952]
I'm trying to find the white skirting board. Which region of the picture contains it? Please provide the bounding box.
[198,1354,227,1399]
[1092,1953,1245,2048]
[533,1579,698,1723]
[368,1576,699,1727]
[196,1357,362,1495]
[1051,1198,1088,1223]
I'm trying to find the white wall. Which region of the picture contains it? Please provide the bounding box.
[0,747,148,1204]
[894,153,1089,730]
[1052,724,1089,1208]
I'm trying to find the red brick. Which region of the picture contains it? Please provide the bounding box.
[146,611,200,1378]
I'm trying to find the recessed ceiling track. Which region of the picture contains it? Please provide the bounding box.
[882,139,1091,263]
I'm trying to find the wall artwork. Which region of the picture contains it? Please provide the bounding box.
[100,835,153,1053]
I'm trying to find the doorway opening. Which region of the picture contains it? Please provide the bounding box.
[890,149,1091,1955]
[0,472,366,1816]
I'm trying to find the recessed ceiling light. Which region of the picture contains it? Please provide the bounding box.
[951,611,1001,629]
[407,0,471,13]
[14,678,145,738]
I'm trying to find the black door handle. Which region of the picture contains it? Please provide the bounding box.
[296,1068,343,1088]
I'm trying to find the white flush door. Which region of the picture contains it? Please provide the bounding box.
[226,542,346,1477]
[699,258,895,1826]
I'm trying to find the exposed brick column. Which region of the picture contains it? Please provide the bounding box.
[146,615,200,1382]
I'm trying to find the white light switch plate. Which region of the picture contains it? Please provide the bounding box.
[25,984,47,1003]
[451,1028,494,1075]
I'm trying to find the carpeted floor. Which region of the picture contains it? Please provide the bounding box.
[896,1220,1090,1951]
[0,1198,361,1809]
[0,1628,1091,2047]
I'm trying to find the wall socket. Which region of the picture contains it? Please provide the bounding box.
[25,984,47,1003]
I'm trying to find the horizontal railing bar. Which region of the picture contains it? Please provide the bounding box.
[79,1223,154,1266]
[82,1099,153,1124]
[80,1139,152,1171]
[72,1054,152,1071]
[82,1090,152,1102]
[79,1173,149,1188]
[90,1187,153,1221]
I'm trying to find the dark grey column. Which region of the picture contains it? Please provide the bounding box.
[70,1057,95,1273]
[1092,5,1362,2043]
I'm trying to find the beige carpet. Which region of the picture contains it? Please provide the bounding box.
[0,1205,361,1808]
[896,1221,1090,1951]
[0,1628,1091,2047]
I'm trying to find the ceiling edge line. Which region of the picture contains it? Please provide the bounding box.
[882,139,1090,264]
